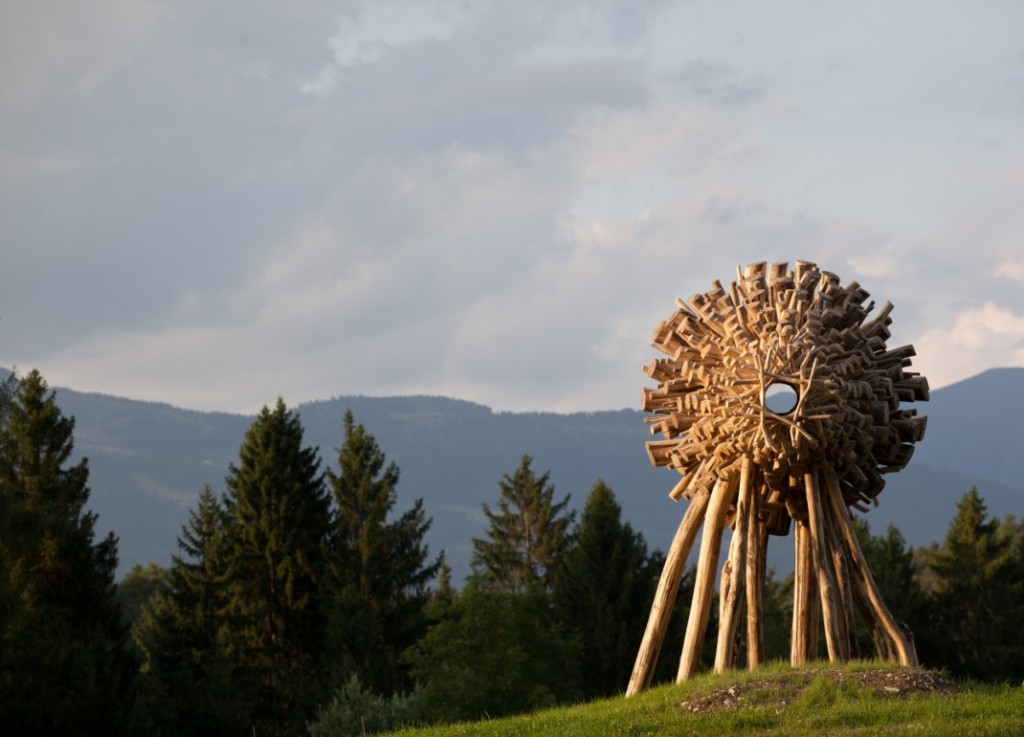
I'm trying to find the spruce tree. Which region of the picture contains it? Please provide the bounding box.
[471,454,574,593]
[0,369,134,735]
[221,399,332,736]
[556,480,654,698]
[927,487,1018,679]
[325,409,439,696]
[133,485,247,736]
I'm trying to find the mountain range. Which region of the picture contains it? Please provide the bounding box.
[8,367,1023,582]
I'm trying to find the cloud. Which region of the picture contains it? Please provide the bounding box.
[5,0,1024,416]
[670,60,766,107]
[995,260,1024,283]
[914,303,1024,390]
[302,1,467,95]
[0,0,165,114]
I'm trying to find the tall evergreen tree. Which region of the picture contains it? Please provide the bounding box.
[221,399,332,736]
[133,486,247,736]
[926,487,1019,679]
[325,409,439,696]
[556,480,654,698]
[471,454,574,593]
[0,369,134,735]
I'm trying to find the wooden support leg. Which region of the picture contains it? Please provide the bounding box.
[626,489,711,696]
[677,475,736,682]
[822,467,918,667]
[851,574,892,661]
[791,519,819,667]
[715,458,752,673]
[822,484,857,658]
[804,471,850,662]
[745,487,767,669]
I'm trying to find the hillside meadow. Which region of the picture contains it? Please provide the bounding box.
[385,661,1024,737]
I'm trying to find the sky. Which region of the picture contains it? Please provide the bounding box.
[3,0,1024,415]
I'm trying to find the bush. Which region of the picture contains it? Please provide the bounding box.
[309,674,421,737]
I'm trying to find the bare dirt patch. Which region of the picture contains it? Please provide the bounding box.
[677,668,956,715]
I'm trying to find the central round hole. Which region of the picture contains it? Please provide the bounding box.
[763,381,799,415]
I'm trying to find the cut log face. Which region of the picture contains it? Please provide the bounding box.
[626,261,926,697]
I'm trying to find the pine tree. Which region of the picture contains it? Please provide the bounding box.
[221,399,332,736]
[556,480,654,698]
[927,487,1018,679]
[325,409,439,696]
[471,454,574,593]
[0,369,134,735]
[133,486,247,736]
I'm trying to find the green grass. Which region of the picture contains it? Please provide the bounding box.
[386,661,1024,737]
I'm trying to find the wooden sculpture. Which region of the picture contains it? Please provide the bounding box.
[626,261,928,696]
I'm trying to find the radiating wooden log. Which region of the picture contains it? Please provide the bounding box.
[677,475,736,682]
[804,470,849,661]
[715,458,752,673]
[822,467,918,666]
[626,488,711,696]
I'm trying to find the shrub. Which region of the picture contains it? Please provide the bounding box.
[309,674,421,737]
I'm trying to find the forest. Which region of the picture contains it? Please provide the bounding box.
[1,368,1023,737]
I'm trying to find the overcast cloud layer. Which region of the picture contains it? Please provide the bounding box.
[3,1,1024,414]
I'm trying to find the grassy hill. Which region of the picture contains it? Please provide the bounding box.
[386,662,1023,737]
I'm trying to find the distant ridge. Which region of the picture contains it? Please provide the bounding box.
[2,366,1022,580]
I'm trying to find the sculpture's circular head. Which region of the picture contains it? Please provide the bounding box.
[642,261,927,528]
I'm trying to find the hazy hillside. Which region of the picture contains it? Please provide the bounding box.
[911,367,1024,491]
[6,367,1022,580]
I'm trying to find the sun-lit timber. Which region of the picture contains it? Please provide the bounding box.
[627,261,928,696]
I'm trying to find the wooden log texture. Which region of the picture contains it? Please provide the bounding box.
[677,475,736,682]
[715,457,752,673]
[804,471,850,662]
[791,520,819,667]
[822,467,918,666]
[642,261,927,517]
[823,484,858,659]
[745,481,768,668]
[626,489,711,696]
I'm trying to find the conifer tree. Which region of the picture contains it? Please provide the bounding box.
[221,399,332,736]
[133,485,247,736]
[927,487,1019,679]
[326,409,439,696]
[556,480,654,698]
[0,370,134,735]
[411,455,579,717]
[471,454,574,593]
